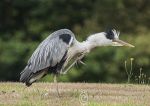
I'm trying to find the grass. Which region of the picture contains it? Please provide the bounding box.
[0,82,150,106]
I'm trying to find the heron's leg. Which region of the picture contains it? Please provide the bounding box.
[62,54,86,74]
[54,75,60,97]
[62,60,77,75]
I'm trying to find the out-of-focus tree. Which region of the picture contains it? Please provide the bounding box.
[0,0,150,83]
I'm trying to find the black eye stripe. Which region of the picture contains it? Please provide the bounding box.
[105,29,114,40]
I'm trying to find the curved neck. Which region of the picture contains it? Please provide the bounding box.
[78,33,111,53]
[69,32,110,57]
[80,41,96,52]
[75,40,97,54]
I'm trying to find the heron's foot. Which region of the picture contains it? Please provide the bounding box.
[60,72,67,75]
[41,91,62,99]
[41,92,50,98]
[56,90,61,98]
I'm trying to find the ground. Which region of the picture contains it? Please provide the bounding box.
[0,83,149,106]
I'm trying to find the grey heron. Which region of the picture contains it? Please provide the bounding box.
[20,29,134,87]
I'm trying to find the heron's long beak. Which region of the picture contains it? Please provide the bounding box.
[112,39,135,47]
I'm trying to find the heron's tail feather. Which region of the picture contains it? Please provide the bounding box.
[20,67,33,86]
[20,67,48,87]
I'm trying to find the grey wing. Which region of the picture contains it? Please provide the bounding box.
[20,29,75,82]
[29,37,69,72]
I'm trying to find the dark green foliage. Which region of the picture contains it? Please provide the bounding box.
[0,0,150,82]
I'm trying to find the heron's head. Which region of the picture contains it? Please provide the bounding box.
[87,29,134,47]
[104,29,134,47]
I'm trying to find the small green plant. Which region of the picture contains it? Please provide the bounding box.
[148,77,150,84]
[125,58,149,85]
[124,58,134,83]
[138,68,142,84]
[134,67,150,85]
[137,68,148,84]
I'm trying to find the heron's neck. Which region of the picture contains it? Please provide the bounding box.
[69,32,109,57]
[77,40,97,53]
[78,33,109,53]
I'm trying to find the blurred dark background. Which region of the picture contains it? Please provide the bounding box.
[0,0,150,83]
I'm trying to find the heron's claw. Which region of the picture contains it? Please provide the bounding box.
[62,72,67,75]
[79,60,86,65]
[75,61,78,66]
